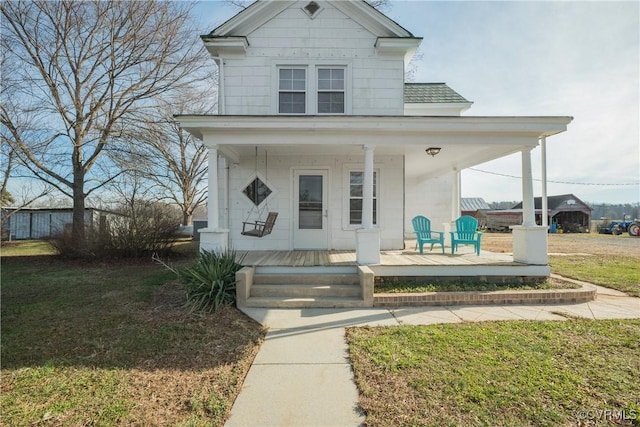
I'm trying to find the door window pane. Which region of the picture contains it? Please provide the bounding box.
[299,175,323,229]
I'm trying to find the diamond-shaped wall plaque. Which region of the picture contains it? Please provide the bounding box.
[243,177,272,206]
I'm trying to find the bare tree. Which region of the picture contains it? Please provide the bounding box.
[136,92,213,226]
[0,77,53,214]
[0,0,212,244]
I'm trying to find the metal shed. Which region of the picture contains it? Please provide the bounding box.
[1,208,99,240]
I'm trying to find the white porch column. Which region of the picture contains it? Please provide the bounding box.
[199,144,229,253]
[362,145,375,229]
[540,137,548,227]
[208,146,220,230]
[511,147,548,266]
[521,148,536,227]
[356,144,380,265]
[452,168,461,220]
[444,169,461,247]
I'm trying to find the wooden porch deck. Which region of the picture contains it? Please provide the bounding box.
[238,244,520,268]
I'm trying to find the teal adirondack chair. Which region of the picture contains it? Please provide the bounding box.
[450,215,483,255]
[412,216,445,254]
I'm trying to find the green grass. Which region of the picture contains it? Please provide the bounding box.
[3,366,130,425]
[375,278,578,293]
[550,255,640,297]
[1,240,58,256]
[347,320,640,427]
[1,247,265,426]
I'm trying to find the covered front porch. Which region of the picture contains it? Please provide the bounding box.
[233,241,558,309]
[177,115,572,269]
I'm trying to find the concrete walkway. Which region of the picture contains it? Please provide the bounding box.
[225,287,640,427]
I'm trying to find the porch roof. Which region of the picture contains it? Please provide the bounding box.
[176,114,572,180]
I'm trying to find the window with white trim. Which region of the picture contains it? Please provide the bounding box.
[317,68,344,114]
[278,68,306,114]
[349,171,378,225]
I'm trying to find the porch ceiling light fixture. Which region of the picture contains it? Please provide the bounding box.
[425,147,441,157]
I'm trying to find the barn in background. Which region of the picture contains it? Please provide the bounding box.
[461,197,491,227]
[486,194,592,233]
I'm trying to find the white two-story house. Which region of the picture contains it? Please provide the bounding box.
[177,0,572,301]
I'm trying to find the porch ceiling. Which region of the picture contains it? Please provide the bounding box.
[176,115,572,178]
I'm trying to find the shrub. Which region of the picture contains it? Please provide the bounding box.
[50,202,182,259]
[181,250,244,313]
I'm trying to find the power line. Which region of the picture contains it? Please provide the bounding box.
[468,168,639,186]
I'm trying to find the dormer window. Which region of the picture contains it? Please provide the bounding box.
[303,1,321,18]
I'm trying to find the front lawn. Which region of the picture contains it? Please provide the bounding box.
[550,255,640,297]
[347,320,640,427]
[1,251,265,426]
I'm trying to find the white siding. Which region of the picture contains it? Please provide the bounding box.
[222,1,406,116]
[405,173,456,240]
[228,153,404,251]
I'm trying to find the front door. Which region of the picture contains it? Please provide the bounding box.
[293,170,329,249]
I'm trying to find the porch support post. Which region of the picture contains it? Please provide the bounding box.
[452,168,461,221]
[511,147,548,266]
[362,144,375,229]
[540,137,549,227]
[199,143,229,253]
[356,144,380,265]
[444,169,461,247]
[208,146,220,230]
[521,148,536,227]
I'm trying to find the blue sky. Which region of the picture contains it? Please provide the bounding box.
[195,0,639,204]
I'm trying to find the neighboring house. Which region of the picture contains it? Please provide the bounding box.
[461,197,491,228]
[1,208,103,240]
[177,0,571,269]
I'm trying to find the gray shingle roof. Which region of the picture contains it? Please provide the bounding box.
[461,197,491,212]
[512,194,592,211]
[404,83,470,104]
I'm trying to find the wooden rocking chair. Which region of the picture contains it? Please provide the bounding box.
[241,212,278,238]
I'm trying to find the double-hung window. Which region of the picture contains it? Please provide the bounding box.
[349,171,378,225]
[278,68,306,114]
[317,68,344,114]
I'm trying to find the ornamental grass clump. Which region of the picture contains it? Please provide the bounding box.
[181,250,244,313]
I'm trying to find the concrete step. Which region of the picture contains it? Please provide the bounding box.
[253,273,359,286]
[245,296,367,309]
[251,283,361,298]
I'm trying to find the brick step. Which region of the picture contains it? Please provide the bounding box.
[251,283,361,298]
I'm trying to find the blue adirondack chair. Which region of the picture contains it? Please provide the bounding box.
[450,215,482,255]
[412,216,445,254]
